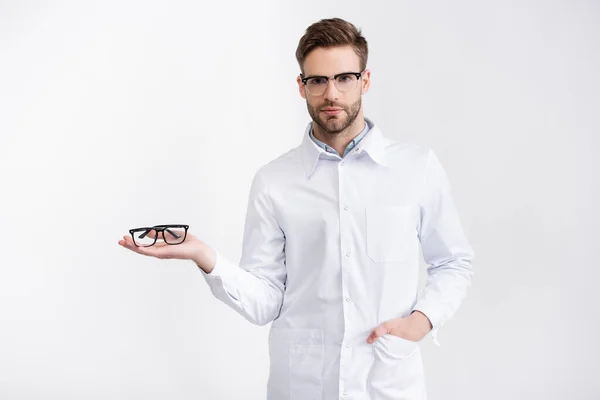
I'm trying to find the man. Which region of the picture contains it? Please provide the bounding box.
[119,17,474,400]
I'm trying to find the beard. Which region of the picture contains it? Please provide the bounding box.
[307,96,362,138]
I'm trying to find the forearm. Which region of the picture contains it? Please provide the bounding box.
[198,251,285,326]
[412,255,473,339]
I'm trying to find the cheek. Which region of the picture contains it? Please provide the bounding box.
[307,98,320,110]
[350,94,362,107]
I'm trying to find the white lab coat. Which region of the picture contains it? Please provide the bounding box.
[200,117,474,399]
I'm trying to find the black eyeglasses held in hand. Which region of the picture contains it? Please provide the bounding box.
[129,224,189,247]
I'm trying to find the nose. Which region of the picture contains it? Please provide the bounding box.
[323,78,339,101]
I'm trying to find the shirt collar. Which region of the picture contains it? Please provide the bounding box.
[309,120,370,157]
[301,117,388,178]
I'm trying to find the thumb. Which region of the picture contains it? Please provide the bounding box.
[366,323,390,344]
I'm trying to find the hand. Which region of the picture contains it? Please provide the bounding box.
[118,231,217,273]
[366,311,433,344]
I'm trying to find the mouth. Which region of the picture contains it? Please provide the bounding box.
[321,108,343,116]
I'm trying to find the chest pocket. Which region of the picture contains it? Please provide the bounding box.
[365,204,416,263]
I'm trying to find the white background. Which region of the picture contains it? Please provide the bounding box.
[1,1,598,399]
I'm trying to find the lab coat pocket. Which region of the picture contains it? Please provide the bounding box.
[368,334,424,398]
[267,328,324,400]
[378,334,418,359]
[366,205,414,263]
[290,344,323,400]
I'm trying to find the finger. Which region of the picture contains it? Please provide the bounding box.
[366,323,390,344]
[120,236,151,255]
[136,229,158,240]
[119,236,133,248]
[123,236,137,247]
[119,235,174,260]
[366,329,379,344]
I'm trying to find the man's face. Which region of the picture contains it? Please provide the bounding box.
[297,46,370,136]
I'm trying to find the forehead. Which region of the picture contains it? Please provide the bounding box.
[303,45,361,76]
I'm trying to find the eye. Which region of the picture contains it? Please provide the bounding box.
[309,78,326,85]
[337,74,353,82]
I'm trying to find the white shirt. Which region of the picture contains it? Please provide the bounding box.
[200,117,475,400]
[309,118,370,157]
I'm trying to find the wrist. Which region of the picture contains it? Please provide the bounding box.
[192,242,217,274]
[409,310,433,337]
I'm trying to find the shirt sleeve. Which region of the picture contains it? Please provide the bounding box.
[412,149,475,345]
[198,167,287,326]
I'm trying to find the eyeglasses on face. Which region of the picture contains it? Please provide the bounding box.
[129,224,189,247]
[300,70,365,96]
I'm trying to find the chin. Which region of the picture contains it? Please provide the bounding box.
[322,114,344,124]
[325,121,348,134]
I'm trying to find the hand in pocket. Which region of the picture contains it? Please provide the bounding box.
[366,311,432,344]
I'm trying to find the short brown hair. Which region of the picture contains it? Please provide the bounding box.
[295,18,368,74]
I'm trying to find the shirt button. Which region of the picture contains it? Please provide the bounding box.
[345,343,350,348]
[340,161,345,166]
[345,252,350,258]
[343,205,349,210]
[345,297,351,302]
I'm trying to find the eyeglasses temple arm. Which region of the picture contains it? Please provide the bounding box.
[165,228,181,239]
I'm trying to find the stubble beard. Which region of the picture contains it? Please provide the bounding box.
[308,97,362,139]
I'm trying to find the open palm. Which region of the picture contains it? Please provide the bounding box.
[118,230,203,261]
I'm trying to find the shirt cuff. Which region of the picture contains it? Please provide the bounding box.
[197,252,240,302]
[198,251,228,277]
[412,301,447,346]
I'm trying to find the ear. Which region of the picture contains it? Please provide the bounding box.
[297,75,307,99]
[361,69,371,95]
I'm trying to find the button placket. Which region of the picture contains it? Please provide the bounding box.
[338,154,355,391]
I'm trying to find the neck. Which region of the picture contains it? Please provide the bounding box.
[313,113,366,156]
